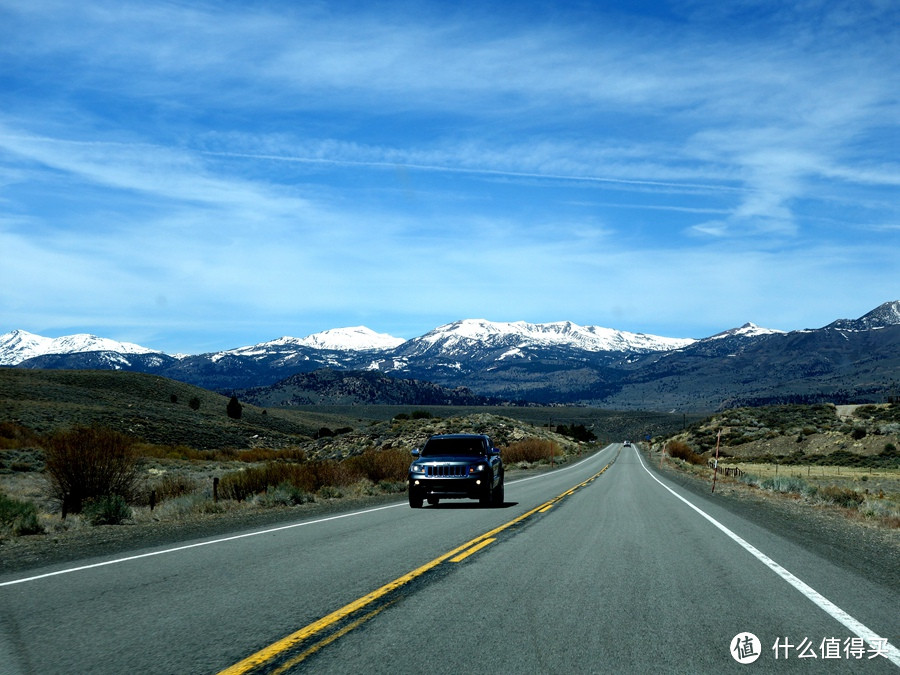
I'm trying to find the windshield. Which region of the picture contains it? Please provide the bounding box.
[421,437,486,457]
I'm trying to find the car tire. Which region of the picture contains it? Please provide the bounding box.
[479,486,492,507]
[409,489,423,508]
[492,477,504,507]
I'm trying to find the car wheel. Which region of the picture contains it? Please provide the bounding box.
[492,477,504,507]
[409,489,423,508]
[479,486,492,507]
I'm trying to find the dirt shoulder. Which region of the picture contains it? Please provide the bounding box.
[645,450,899,592]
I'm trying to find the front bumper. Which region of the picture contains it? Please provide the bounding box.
[408,474,492,499]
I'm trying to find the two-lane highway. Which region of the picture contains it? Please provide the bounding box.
[1,444,896,673]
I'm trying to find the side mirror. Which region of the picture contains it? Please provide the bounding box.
[411,448,420,458]
[490,447,500,456]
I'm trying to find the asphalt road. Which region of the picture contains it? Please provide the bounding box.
[0,444,897,674]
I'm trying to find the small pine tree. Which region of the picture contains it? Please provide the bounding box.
[227,396,243,420]
[189,397,201,410]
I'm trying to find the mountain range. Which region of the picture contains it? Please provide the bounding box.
[2,301,898,411]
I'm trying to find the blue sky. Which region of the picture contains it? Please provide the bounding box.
[1,0,897,354]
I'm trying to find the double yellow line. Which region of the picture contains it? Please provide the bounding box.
[220,456,616,674]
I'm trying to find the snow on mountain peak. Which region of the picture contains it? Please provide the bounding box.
[707,322,784,340]
[297,326,405,351]
[418,319,694,353]
[0,330,161,366]
[225,326,405,358]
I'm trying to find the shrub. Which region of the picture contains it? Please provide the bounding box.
[667,441,705,465]
[817,485,865,509]
[556,424,597,442]
[144,473,199,504]
[503,439,560,463]
[189,397,201,410]
[227,396,243,419]
[45,426,139,515]
[218,460,354,501]
[0,491,44,536]
[83,495,132,525]
[342,448,409,483]
[851,427,867,440]
[257,482,313,507]
[760,476,811,496]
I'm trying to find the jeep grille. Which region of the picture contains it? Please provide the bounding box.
[426,465,467,477]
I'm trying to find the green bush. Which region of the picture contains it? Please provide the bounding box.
[45,426,139,515]
[227,396,243,419]
[0,491,44,536]
[84,494,132,525]
[258,482,313,507]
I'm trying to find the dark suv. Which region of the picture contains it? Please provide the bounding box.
[408,433,504,508]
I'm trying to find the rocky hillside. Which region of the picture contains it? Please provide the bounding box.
[237,369,497,407]
[664,402,900,464]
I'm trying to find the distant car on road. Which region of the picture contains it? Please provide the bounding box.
[408,433,504,508]
[623,440,631,447]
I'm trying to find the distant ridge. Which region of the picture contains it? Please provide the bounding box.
[4,301,899,410]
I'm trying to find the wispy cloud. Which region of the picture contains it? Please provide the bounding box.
[0,0,897,351]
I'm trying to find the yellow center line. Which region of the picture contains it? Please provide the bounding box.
[269,602,395,674]
[450,537,496,563]
[219,455,617,675]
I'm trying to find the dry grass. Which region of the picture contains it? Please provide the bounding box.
[710,461,900,529]
[731,462,900,495]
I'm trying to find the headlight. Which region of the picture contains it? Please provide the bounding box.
[410,464,426,474]
[470,464,486,473]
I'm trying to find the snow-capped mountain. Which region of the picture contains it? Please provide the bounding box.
[707,323,785,340]
[223,327,404,359]
[4,301,898,410]
[403,319,694,356]
[824,300,900,331]
[0,329,161,366]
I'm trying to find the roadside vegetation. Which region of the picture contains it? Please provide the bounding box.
[0,411,594,542]
[653,403,900,529]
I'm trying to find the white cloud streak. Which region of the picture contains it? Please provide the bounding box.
[0,0,897,351]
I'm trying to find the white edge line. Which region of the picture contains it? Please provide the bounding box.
[1,445,615,588]
[636,448,900,667]
[0,503,404,587]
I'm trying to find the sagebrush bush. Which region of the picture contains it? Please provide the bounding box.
[83,494,132,525]
[760,476,812,496]
[0,491,44,536]
[257,482,313,507]
[45,426,139,515]
[503,439,559,463]
[817,485,865,509]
